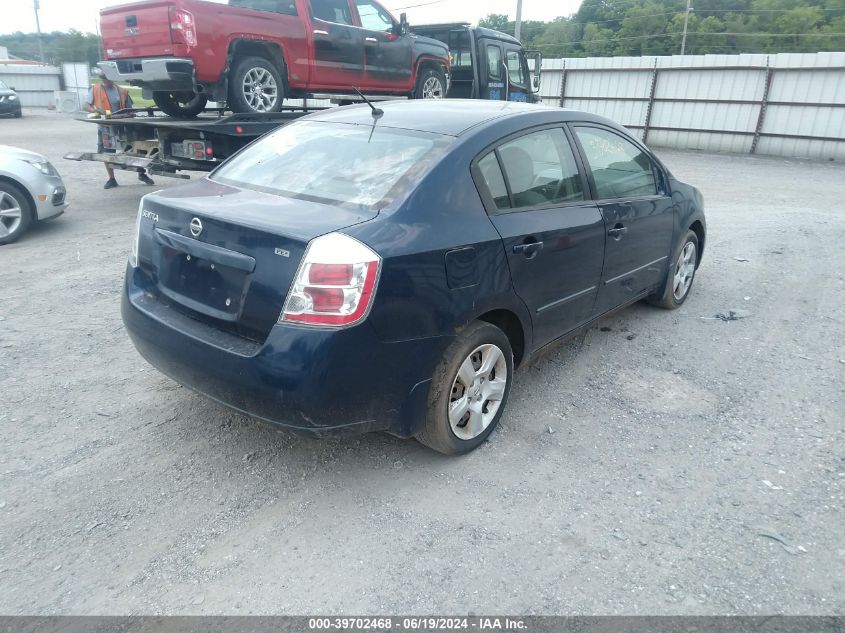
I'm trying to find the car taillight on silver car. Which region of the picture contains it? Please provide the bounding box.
[280,232,380,328]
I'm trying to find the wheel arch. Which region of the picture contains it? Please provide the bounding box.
[415,56,448,81]
[226,38,288,88]
[476,308,527,369]
[689,219,705,266]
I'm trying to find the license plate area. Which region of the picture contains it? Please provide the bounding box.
[151,226,257,323]
[157,248,248,320]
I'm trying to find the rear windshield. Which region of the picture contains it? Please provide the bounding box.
[211,121,452,210]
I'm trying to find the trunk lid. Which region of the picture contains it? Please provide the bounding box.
[101,0,178,59]
[138,179,377,341]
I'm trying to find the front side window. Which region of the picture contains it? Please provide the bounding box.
[212,121,451,209]
[574,126,657,199]
[310,0,353,25]
[355,0,393,32]
[493,128,584,211]
[487,45,502,81]
[229,0,297,15]
[506,50,526,87]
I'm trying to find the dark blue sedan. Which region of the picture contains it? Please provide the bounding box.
[122,100,705,454]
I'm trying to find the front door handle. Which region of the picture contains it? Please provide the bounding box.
[313,29,329,36]
[607,224,628,239]
[513,241,544,256]
[365,36,378,42]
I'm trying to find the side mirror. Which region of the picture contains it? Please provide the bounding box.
[9,87,15,91]
[399,12,408,35]
[530,51,542,93]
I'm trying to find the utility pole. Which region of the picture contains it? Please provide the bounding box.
[514,0,523,41]
[33,0,45,63]
[680,0,693,55]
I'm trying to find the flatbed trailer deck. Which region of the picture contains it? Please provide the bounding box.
[64,106,323,178]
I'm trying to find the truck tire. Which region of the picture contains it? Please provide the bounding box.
[228,56,285,114]
[414,67,446,99]
[152,91,208,118]
[0,181,34,246]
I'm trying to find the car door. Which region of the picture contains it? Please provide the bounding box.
[353,0,411,89]
[308,0,365,87]
[472,126,606,348]
[571,124,675,315]
[503,44,531,102]
[481,40,506,100]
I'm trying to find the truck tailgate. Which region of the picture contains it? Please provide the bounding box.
[101,0,176,58]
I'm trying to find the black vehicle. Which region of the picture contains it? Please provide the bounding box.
[121,100,705,455]
[0,80,22,118]
[412,23,542,103]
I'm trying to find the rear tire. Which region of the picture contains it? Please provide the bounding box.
[0,181,33,246]
[152,91,208,118]
[416,321,514,455]
[648,230,700,309]
[228,56,285,114]
[413,67,446,99]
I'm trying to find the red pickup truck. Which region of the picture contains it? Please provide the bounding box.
[98,0,450,117]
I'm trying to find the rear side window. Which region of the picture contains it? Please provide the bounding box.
[477,153,511,210]
[211,121,451,209]
[310,0,353,24]
[574,126,657,199]
[495,128,584,211]
[229,0,297,15]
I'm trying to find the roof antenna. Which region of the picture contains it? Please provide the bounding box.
[354,87,383,119]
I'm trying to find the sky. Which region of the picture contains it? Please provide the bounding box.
[1,0,580,36]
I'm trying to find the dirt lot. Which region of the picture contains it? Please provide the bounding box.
[0,110,843,615]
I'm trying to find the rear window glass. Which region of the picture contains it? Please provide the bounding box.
[229,0,297,15]
[211,121,452,209]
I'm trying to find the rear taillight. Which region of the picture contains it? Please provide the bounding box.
[169,7,196,48]
[280,233,380,328]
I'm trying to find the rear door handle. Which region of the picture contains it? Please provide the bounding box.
[607,224,628,239]
[365,36,378,42]
[513,241,544,255]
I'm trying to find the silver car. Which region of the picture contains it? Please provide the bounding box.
[0,145,68,245]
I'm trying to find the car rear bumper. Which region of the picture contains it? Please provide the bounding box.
[121,265,450,438]
[99,58,195,91]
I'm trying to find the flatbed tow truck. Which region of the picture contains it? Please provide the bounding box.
[64,105,324,179]
[64,22,542,179]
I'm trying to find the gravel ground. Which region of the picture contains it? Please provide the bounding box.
[0,109,843,616]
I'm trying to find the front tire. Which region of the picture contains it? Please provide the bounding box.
[228,56,285,114]
[414,67,446,100]
[152,91,208,118]
[0,181,33,245]
[648,230,699,309]
[416,321,514,455]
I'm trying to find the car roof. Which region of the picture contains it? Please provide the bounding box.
[305,100,590,137]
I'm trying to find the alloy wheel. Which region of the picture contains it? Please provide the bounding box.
[422,76,444,99]
[242,68,279,112]
[673,241,697,301]
[0,191,23,238]
[448,343,508,440]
